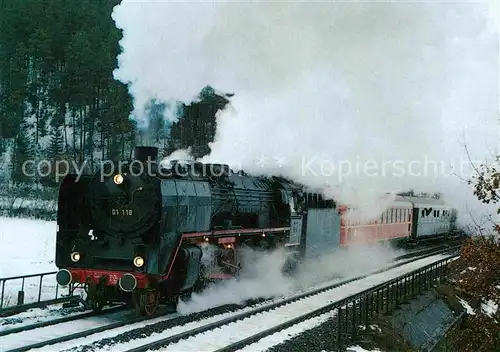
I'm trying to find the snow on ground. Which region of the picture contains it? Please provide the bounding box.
[481,299,498,317]
[27,306,265,352]
[0,217,59,308]
[0,217,57,277]
[0,305,86,332]
[107,254,451,352]
[457,297,476,315]
[345,346,381,352]
[0,309,140,350]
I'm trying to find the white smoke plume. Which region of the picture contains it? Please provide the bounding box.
[112,1,499,227]
[177,242,401,314]
[158,146,194,166]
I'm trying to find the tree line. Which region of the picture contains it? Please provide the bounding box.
[0,0,228,193]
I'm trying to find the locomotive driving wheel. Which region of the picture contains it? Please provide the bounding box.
[133,289,159,317]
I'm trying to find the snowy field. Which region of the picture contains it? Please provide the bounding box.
[0,216,62,309]
[0,217,57,277]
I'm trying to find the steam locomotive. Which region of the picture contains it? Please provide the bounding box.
[55,146,458,316]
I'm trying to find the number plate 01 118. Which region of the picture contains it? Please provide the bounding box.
[111,209,133,216]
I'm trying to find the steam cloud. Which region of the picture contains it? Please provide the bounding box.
[177,243,401,314]
[112,1,499,225]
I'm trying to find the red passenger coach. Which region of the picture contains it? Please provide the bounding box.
[339,199,413,246]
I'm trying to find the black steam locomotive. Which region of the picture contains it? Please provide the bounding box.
[55,146,327,315]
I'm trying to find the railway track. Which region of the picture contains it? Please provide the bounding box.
[1,297,271,352]
[81,246,459,352]
[0,244,461,351]
[1,303,180,352]
[0,305,126,338]
[221,253,459,352]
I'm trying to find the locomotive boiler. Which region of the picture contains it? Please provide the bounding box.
[54,146,307,315]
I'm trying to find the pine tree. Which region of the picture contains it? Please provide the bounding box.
[47,125,64,161]
[165,86,230,159]
[11,121,33,185]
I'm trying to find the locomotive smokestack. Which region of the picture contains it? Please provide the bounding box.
[134,146,158,162]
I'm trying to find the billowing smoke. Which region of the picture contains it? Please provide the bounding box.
[158,147,194,166]
[112,1,499,226]
[177,242,401,314]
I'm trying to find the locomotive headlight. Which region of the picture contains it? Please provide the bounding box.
[113,174,124,185]
[133,256,144,267]
[70,252,81,262]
